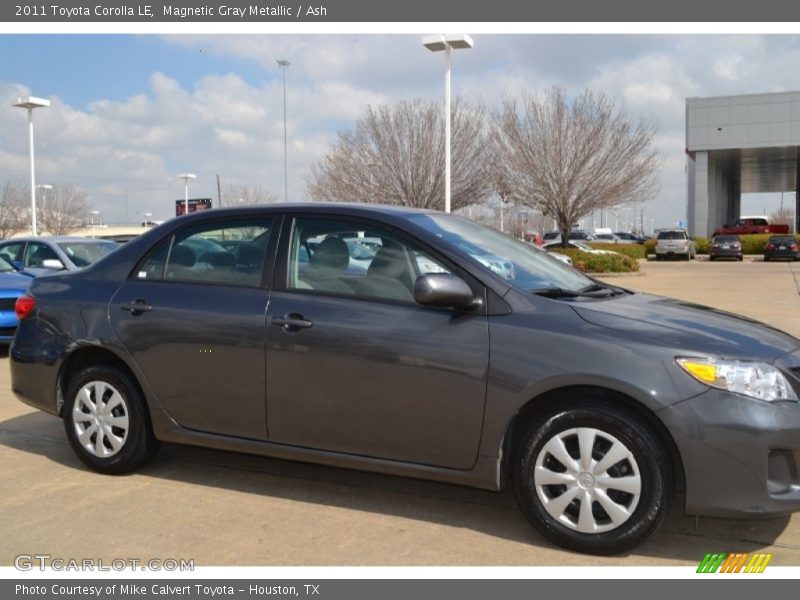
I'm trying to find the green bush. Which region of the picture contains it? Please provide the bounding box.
[693,237,710,254]
[644,238,656,254]
[549,248,640,273]
[586,243,647,259]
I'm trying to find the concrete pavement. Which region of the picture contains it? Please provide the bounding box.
[1,258,799,566]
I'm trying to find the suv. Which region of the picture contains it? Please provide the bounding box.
[655,229,695,261]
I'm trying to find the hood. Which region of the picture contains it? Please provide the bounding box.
[572,292,800,361]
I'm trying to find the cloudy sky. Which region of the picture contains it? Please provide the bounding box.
[2,34,800,228]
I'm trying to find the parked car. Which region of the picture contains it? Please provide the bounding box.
[593,232,622,243]
[655,229,695,261]
[101,234,140,245]
[709,235,743,261]
[543,241,620,256]
[542,231,561,244]
[614,232,647,245]
[568,230,596,241]
[529,242,573,266]
[0,256,33,344]
[713,216,790,236]
[764,235,799,261]
[0,236,119,276]
[11,204,800,556]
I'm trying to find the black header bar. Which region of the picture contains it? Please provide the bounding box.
[3,0,800,23]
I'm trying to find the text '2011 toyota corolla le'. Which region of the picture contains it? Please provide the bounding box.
[10,203,800,555]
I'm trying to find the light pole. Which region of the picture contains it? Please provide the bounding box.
[13,96,50,236]
[277,59,290,203]
[90,210,100,238]
[36,184,53,233]
[177,173,196,216]
[422,34,473,214]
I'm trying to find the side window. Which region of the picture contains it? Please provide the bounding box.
[0,242,23,263]
[24,242,59,267]
[133,219,273,287]
[288,218,450,303]
[134,240,170,281]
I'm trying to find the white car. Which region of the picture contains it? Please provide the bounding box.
[544,241,621,256]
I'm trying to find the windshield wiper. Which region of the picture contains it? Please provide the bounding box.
[577,283,626,296]
[531,284,621,298]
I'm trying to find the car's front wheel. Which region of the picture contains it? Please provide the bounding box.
[513,402,671,555]
[63,365,159,474]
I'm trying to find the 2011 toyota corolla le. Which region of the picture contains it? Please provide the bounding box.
[10,204,800,555]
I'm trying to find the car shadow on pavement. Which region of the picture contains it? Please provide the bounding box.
[0,410,792,563]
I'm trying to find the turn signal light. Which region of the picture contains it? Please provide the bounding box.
[15,295,36,320]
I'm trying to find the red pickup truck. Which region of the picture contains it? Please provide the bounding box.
[713,217,790,236]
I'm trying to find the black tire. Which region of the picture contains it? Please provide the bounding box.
[738,255,743,262]
[512,402,671,555]
[709,256,715,262]
[764,256,770,262]
[63,365,159,474]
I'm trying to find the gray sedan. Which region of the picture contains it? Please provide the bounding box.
[10,204,800,555]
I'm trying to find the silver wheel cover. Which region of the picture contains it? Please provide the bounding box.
[533,427,641,534]
[72,380,130,459]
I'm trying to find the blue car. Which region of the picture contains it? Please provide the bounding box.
[0,255,33,344]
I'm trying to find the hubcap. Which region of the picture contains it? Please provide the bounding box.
[533,427,641,534]
[72,381,129,458]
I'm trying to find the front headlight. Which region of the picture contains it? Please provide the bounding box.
[676,357,798,402]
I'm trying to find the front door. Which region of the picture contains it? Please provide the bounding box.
[265,216,489,469]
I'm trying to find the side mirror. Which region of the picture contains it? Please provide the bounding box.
[414,274,478,310]
[42,258,65,270]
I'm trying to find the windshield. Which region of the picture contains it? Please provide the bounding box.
[56,240,118,268]
[0,255,16,273]
[657,231,687,240]
[407,213,593,292]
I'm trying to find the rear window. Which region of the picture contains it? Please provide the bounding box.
[769,236,795,244]
[657,231,687,240]
[543,232,560,240]
[713,235,739,243]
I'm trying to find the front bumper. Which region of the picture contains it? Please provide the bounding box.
[659,389,800,518]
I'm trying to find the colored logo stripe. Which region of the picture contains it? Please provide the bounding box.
[697,552,772,573]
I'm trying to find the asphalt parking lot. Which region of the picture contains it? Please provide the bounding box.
[1,258,800,567]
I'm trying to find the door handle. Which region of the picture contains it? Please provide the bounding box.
[271,313,313,331]
[120,300,153,315]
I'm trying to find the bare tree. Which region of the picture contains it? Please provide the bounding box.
[770,206,795,227]
[493,87,660,246]
[0,182,29,240]
[307,99,494,210]
[41,184,89,236]
[222,184,278,207]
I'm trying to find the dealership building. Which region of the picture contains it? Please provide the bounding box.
[686,91,800,236]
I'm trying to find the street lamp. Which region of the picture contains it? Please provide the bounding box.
[13,96,51,235]
[277,59,290,203]
[177,173,196,216]
[422,34,473,214]
[36,184,53,233]
[89,210,100,238]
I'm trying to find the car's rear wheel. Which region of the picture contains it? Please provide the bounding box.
[64,365,159,474]
[512,402,671,555]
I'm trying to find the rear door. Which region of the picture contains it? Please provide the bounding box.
[109,217,278,440]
